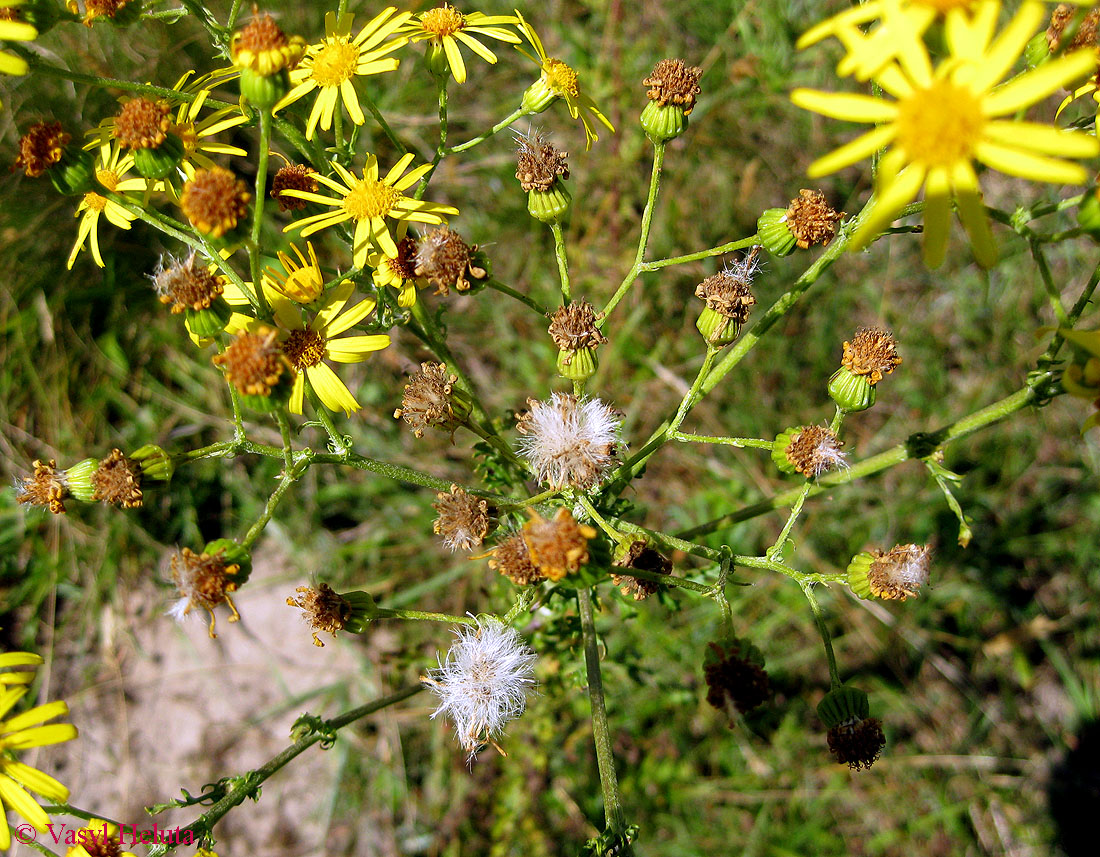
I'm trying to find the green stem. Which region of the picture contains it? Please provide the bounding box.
[637,236,760,273]
[375,607,477,625]
[485,279,550,315]
[577,587,629,837]
[240,454,312,550]
[447,107,527,154]
[802,582,841,689]
[669,432,773,448]
[274,408,295,472]
[767,482,812,560]
[360,91,407,155]
[248,109,274,320]
[414,76,449,201]
[30,60,238,111]
[1030,239,1070,327]
[550,221,571,303]
[575,495,628,546]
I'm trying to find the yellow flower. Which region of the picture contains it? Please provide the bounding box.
[1058,327,1100,430]
[273,8,410,140]
[400,4,520,84]
[791,1,1100,267]
[0,671,78,850]
[0,2,36,89]
[65,819,135,857]
[67,142,152,269]
[283,153,458,268]
[264,240,325,304]
[0,652,41,687]
[269,281,391,415]
[514,10,614,150]
[366,225,425,307]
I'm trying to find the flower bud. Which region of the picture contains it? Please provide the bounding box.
[528,184,572,224]
[15,121,95,195]
[639,100,687,144]
[817,685,885,770]
[130,444,173,481]
[756,208,797,257]
[203,538,252,586]
[239,69,290,111]
[1078,186,1100,239]
[132,132,185,180]
[521,77,559,115]
[64,458,99,502]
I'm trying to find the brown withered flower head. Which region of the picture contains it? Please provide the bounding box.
[433,484,494,552]
[611,540,672,601]
[784,425,847,478]
[92,448,143,508]
[522,507,597,582]
[868,543,931,601]
[270,163,318,212]
[79,0,135,26]
[704,638,771,717]
[414,227,486,295]
[15,122,71,178]
[643,58,703,114]
[394,362,467,438]
[113,97,171,150]
[213,327,288,397]
[287,584,351,647]
[152,252,225,313]
[486,532,546,586]
[515,129,570,192]
[842,327,902,385]
[1047,4,1100,53]
[169,547,242,638]
[695,248,759,324]
[548,299,608,352]
[15,460,69,515]
[785,189,844,249]
[180,166,252,238]
[827,716,886,771]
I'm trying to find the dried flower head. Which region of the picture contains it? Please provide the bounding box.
[169,546,242,637]
[784,425,847,478]
[180,166,251,238]
[611,540,672,600]
[287,584,351,647]
[91,448,143,508]
[785,189,844,249]
[394,362,466,438]
[232,13,304,75]
[152,251,225,313]
[485,532,546,586]
[213,327,288,397]
[433,485,494,552]
[694,249,759,323]
[76,0,135,27]
[270,163,318,212]
[1047,4,1100,52]
[424,622,537,760]
[704,639,771,717]
[868,543,931,600]
[515,129,569,192]
[827,716,886,770]
[516,393,622,489]
[643,58,703,114]
[113,97,171,150]
[842,327,902,385]
[521,507,597,582]
[15,459,68,514]
[15,121,71,178]
[548,300,608,352]
[414,227,486,295]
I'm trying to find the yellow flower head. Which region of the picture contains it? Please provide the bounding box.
[283,153,459,269]
[792,1,1100,267]
[68,142,152,270]
[268,281,391,415]
[514,10,614,150]
[0,663,78,850]
[399,4,520,84]
[264,240,325,304]
[367,224,426,307]
[231,12,305,76]
[273,8,411,140]
[0,652,42,687]
[0,1,37,83]
[65,818,135,857]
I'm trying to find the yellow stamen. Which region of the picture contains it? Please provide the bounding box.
[895,79,983,168]
[311,39,360,86]
[83,192,108,213]
[543,58,579,98]
[343,178,401,219]
[421,5,466,37]
[283,328,327,368]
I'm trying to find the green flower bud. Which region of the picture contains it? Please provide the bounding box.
[757,208,798,257]
[817,685,870,729]
[203,538,252,586]
[640,99,688,144]
[556,346,598,382]
[528,185,572,224]
[423,40,451,79]
[49,145,97,196]
[239,68,289,111]
[520,77,559,115]
[1025,31,1051,68]
[846,551,875,599]
[828,367,877,412]
[64,458,99,502]
[770,427,801,475]
[130,444,173,482]
[185,299,232,338]
[1078,187,1100,240]
[696,305,740,346]
[342,590,379,634]
[132,132,185,180]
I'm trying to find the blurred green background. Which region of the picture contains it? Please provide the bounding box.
[3,1,1100,855]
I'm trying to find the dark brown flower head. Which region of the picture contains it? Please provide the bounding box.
[388,235,420,280]
[842,327,902,385]
[611,540,672,600]
[548,299,608,352]
[521,507,597,582]
[1047,4,1100,53]
[515,129,570,192]
[113,97,171,150]
[15,122,71,178]
[181,166,251,238]
[287,583,351,647]
[92,448,143,508]
[695,248,759,322]
[784,425,847,478]
[414,227,486,295]
[643,58,703,114]
[75,825,122,857]
[486,532,545,586]
[169,546,242,637]
[270,163,317,212]
[213,327,288,397]
[152,251,225,313]
[785,189,844,249]
[868,543,931,600]
[16,459,69,514]
[827,716,886,770]
[433,484,494,552]
[704,639,771,717]
[82,0,134,26]
[394,362,464,437]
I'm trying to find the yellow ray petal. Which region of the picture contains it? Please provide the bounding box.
[323,300,377,336]
[851,162,927,250]
[340,79,365,126]
[307,364,360,416]
[983,50,1099,116]
[2,723,78,750]
[982,121,1100,158]
[1,761,68,802]
[951,162,997,268]
[922,167,953,269]
[456,31,499,63]
[326,335,391,362]
[1,700,68,733]
[444,34,467,83]
[790,89,896,123]
[0,774,50,831]
[807,125,896,177]
[969,1,1046,93]
[974,141,1089,185]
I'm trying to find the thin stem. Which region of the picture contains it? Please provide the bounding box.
[577,587,629,838]
[360,90,407,155]
[414,76,449,201]
[485,279,551,315]
[447,107,527,154]
[802,582,841,688]
[575,495,628,546]
[636,235,760,273]
[767,481,812,560]
[30,60,239,112]
[1030,239,1070,327]
[669,432,773,448]
[550,222,571,303]
[274,408,295,472]
[248,109,274,320]
[375,607,477,625]
[240,454,312,550]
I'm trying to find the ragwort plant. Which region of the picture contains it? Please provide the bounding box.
[4,0,1100,853]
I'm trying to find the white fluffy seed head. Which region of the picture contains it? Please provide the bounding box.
[516,393,622,489]
[425,622,537,760]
